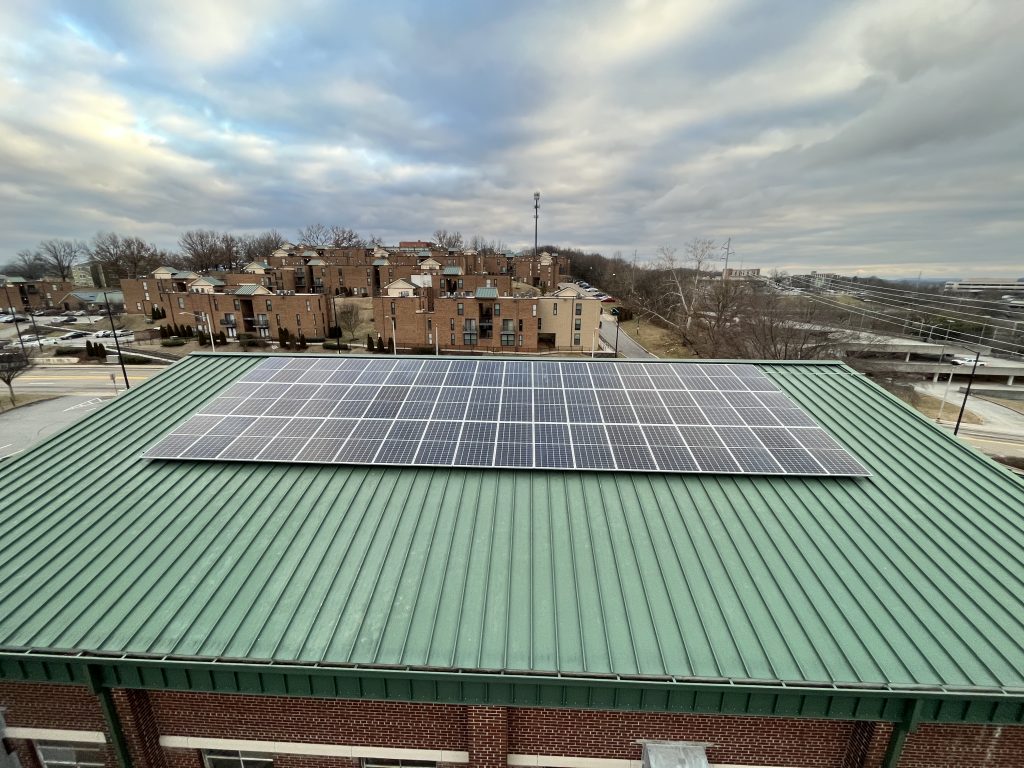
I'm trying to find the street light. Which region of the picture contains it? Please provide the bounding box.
[102,290,130,390]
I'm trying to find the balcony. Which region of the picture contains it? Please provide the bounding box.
[244,317,269,329]
[219,318,237,327]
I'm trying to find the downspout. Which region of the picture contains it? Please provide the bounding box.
[882,699,924,768]
[85,665,133,768]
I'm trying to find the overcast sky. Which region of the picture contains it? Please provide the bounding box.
[1,0,1022,277]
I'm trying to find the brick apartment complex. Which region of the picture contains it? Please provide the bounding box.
[0,276,77,312]
[119,244,571,342]
[373,285,603,353]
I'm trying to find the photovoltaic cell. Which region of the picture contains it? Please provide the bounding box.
[144,358,869,477]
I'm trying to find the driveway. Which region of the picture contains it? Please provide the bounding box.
[599,317,656,359]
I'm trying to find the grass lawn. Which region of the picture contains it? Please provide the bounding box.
[611,314,693,359]
[909,392,982,425]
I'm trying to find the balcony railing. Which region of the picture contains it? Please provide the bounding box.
[220,318,237,327]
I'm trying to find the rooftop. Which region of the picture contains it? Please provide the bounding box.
[0,354,1021,721]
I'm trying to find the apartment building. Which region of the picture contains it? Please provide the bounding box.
[373,285,601,353]
[0,276,77,311]
[122,269,329,340]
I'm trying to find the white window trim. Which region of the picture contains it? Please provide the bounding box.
[160,737,468,764]
[2,729,105,744]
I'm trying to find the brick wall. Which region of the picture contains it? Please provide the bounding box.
[149,693,466,751]
[508,708,856,768]
[3,682,1024,768]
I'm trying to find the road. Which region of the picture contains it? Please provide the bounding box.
[15,365,164,396]
[599,317,656,359]
[0,395,111,459]
[914,380,1024,458]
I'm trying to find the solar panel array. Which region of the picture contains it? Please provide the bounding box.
[144,357,869,476]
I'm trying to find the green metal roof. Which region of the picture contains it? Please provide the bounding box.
[442,266,463,275]
[474,287,499,299]
[0,354,1022,721]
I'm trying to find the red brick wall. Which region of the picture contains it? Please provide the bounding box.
[508,708,856,768]
[897,724,1024,768]
[4,682,1024,768]
[149,693,467,751]
[466,708,506,768]
[0,683,106,731]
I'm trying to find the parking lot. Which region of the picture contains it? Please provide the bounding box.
[0,311,134,350]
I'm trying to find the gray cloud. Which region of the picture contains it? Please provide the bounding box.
[0,0,1021,276]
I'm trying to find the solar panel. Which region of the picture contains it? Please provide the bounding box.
[144,358,870,477]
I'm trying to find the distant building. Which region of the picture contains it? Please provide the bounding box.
[0,276,77,311]
[722,267,761,279]
[944,277,1024,293]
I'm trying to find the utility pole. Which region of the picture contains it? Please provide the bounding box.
[1,282,27,356]
[103,291,130,390]
[953,349,981,435]
[721,237,733,278]
[533,191,540,258]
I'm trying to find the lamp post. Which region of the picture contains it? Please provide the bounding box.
[180,310,216,352]
[533,191,540,259]
[391,316,398,356]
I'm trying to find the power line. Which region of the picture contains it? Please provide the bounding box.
[776,286,1024,357]
[810,274,1024,312]
[810,275,1024,321]
[789,276,1024,331]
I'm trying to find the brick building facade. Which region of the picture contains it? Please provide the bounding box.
[372,288,602,353]
[3,683,1022,768]
[0,277,77,312]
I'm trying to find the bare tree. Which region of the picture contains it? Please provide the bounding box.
[335,300,362,340]
[239,230,285,264]
[91,232,162,282]
[297,223,331,247]
[629,239,716,343]
[433,229,464,250]
[2,250,47,279]
[219,233,242,272]
[37,239,87,280]
[0,351,30,408]
[178,230,221,272]
[329,226,363,247]
[729,290,850,360]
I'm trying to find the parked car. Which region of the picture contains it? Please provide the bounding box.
[3,314,28,323]
[0,315,12,323]
[114,329,133,337]
[56,316,77,324]
[58,331,89,340]
[951,357,986,366]
[93,330,112,338]
[601,296,616,302]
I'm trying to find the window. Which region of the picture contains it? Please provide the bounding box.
[450,333,456,345]
[234,299,241,310]
[136,302,142,311]
[463,331,478,345]
[35,742,105,768]
[574,333,581,346]
[296,314,302,326]
[144,292,150,301]
[391,301,396,315]
[518,319,523,332]
[502,319,514,332]
[306,300,312,311]
[575,302,582,316]
[575,318,582,331]
[457,303,464,316]
[177,297,185,309]
[266,300,273,311]
[494,303,500,316]
[501,333,515,346]
[458,279,463,289]
[531,303,537,316]
[142,282,148,290]
[450,318,455,331]
[427,318,432,331]
[519,334,524,346]
[552,303,557,315]
[202,751,274,768]
[537,318,542,330]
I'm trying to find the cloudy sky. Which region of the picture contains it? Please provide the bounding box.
[1,0,1022,276]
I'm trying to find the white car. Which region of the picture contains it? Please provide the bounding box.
[950,356,985,366]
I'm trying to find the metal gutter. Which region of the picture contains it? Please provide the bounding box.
[2,652,1021,726]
